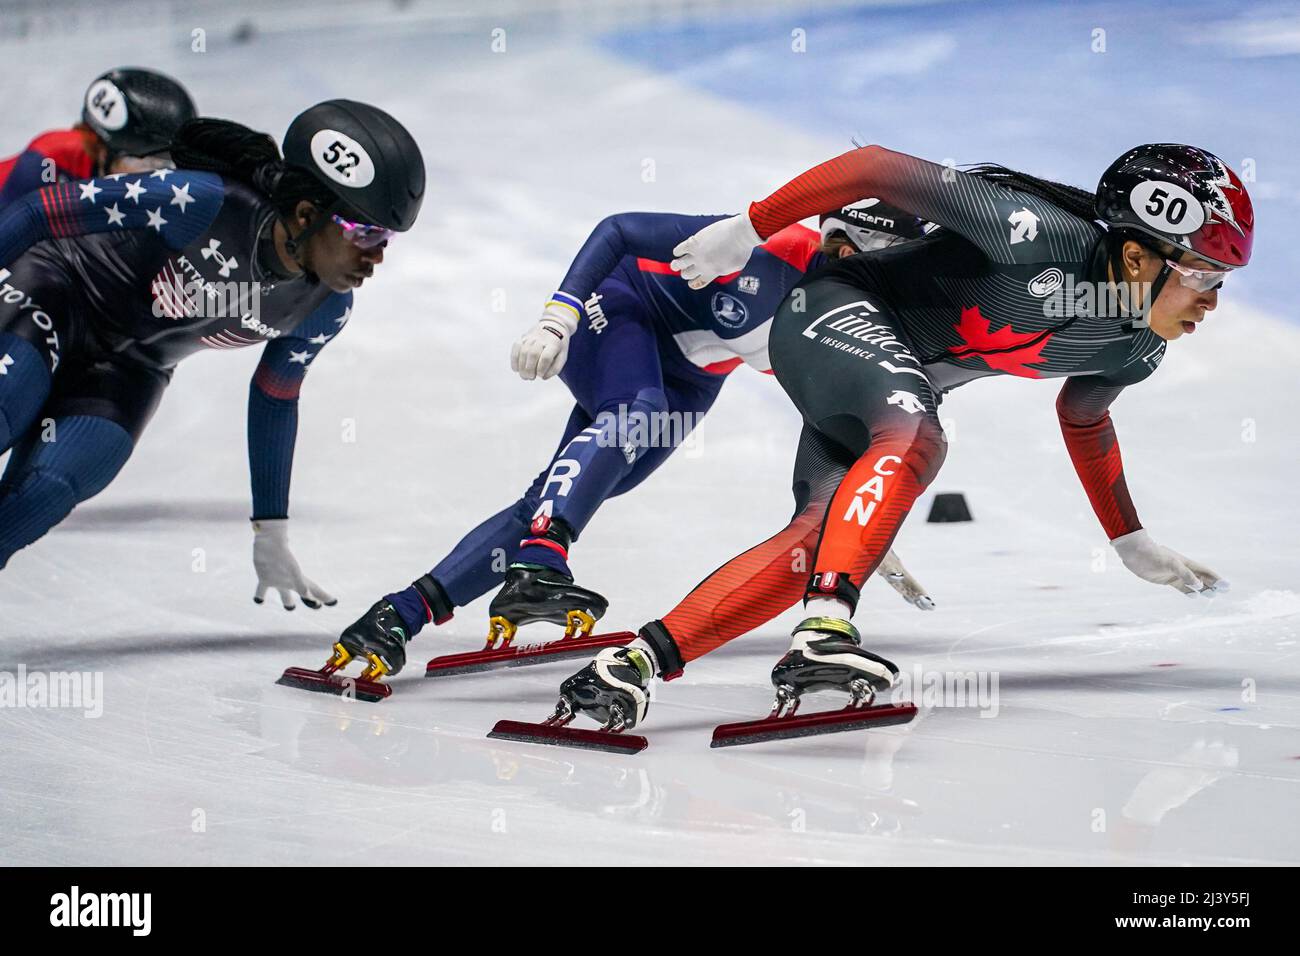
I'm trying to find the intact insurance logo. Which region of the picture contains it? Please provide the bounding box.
[50,886,151,936]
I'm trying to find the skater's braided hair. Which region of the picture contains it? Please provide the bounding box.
[169,118,336,218]
[965,164,1099,223]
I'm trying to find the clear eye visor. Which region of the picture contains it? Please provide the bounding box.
[1165,258,1230,292]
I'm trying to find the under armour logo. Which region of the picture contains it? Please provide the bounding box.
[200,239,238,277]
[886,390,925,414]
[0,353,13,375]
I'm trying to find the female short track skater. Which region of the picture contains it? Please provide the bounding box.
[548,142,1254,732]
[0,67,196,210]
[0,100,425,613]
[329,200,936,679]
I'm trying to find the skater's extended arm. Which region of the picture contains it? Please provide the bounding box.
[555,212,729,304]
[513,212,724,381]
[670,146,1094,287]
[1057,373,1223,594]
[1056,374,1142,541]
[0,170,224,265]
[245,293,350,611]
[246,292,351,520]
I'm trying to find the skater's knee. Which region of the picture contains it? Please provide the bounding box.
[593,385,669,425]
[872,415,947,486]
[20,416,133,502]
[592,386,671,456]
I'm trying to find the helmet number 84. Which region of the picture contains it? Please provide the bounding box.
[321,140,361,178]
[90,89,116,121]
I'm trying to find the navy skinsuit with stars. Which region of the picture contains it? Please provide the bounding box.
[0,169,352,568]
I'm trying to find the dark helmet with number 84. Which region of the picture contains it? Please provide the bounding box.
[82,67,197,158]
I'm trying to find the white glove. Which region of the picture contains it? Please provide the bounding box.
[670,213,762,290]
[252,519,337,610]
[511,300,579,381]
[875,549,935,610]
[1110,529,1227,596]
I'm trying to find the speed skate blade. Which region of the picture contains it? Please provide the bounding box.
[276,666,392,703]
[710,701,917,748]
[487,719,647,755]
[425,631,635,678]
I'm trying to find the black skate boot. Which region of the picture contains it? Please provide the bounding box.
[769,617,899,717]
[337,600,411,678]
[486,564,609,648]
[276,600,410,702]
[552,646,653,732]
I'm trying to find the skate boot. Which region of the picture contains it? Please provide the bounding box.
[548,646,653,732]
[769,617,899,717]
[336,600,411,679]
[485,563,609,649]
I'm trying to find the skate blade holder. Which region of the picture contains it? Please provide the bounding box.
[276,643,393,703]
[482,609,597,651]
[487,719,647,755]
[710,701,917,749]
[425,630,635,678]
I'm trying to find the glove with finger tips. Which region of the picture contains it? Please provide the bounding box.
[512,298,579,381]
[1110,529,1225,596]
[252,518,338,611]
[670,213,762,290]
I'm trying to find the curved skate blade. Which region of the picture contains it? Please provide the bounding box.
[487,719,647,755]
[276,667,392,703]
[710,701,916,748]
[425,631,635,678]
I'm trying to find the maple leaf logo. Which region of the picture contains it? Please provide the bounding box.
[948,305,1051,378]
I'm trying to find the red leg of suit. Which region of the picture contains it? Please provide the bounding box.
[663,426,849,664]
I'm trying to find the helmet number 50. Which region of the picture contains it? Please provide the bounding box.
[1145,188,1186,225]
[1130,180,1204,235]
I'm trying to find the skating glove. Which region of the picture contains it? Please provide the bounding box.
[252,518,338,610]
[875,549,935,610]
[671,212,762,290]
[1110,529,1226,596]
[511,299,579,381]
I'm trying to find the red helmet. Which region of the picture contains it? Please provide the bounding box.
[1095,144,1253,269]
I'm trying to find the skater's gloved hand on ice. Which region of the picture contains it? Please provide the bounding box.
[875,549,935,610]
[511,301,578,381]
[251,519,338,610]
[1110,529,1227,596]
[671,213,762,290]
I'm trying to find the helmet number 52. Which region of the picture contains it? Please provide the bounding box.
[321,141,360,178]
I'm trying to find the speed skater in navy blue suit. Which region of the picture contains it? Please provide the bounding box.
[0,101,425,615]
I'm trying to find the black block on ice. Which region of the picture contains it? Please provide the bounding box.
[927,492,973,522]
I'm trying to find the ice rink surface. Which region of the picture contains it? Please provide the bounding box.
[1,1,1298,865]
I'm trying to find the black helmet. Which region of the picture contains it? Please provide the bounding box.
[82,68,197,157]
[1095,144,1253,269]
[282,99,425,232]
[819,197,932,252]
